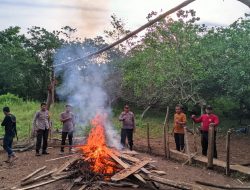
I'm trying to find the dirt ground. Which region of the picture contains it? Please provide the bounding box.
[135,133,250,165]
[0,143,250,190]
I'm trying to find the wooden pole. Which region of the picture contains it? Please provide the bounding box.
[193,121,198,152]
[226,130,231,176]
[184,127,192,164]
[147,123,151,154]
[207,126,215,169]
[54,0,196,68]
[163,107,170,158]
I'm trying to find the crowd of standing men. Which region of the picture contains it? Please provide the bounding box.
[1,103,219,163]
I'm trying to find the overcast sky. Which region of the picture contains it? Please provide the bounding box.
[0,0,249,38]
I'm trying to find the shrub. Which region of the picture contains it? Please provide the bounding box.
[0,93,23,105]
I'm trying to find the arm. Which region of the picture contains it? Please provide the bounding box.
[32,112,38,129]
[210,115,219,127]
[119,112,125,121]
[132,113,136,128]
[177,114,187,126]
[60,113,71,122]
[1,116,7,126]
[191,115,203,123]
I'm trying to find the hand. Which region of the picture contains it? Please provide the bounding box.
[209,123,215,127]
[191,115,196,118]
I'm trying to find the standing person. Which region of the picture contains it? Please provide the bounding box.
[191,105,219,158]
[60,104,75,155]
[173,105,187,151]
[119,105,135,151]
[1,107,18,163]
[32,102,50,156]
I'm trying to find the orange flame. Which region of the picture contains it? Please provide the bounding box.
[81,114,117,175]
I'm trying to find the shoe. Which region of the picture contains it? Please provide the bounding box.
[11,154,18,162]
[42,151,49,155]
[35,152,41,156]
[59,151,64,155]
[4,157,11,163]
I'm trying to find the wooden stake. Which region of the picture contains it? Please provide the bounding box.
[193,121,198,152]
[184,127,191,165]
[163,106,170,158]
[207,126,215,169]
[146,123,151,154]
[226,130,231,176]
[21,166,47,182]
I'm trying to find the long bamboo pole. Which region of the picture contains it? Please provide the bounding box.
[54,0,196,68]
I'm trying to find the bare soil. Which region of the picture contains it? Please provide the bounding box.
[0,142,250,190]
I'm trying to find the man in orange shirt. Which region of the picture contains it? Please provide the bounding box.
[173,105,187,151]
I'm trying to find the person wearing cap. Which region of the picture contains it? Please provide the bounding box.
[119,105,136,151]
[60,104,75,155]
[172,104,187,151]
[32,102,51,156]
[191,105,219,158]
[1,106,18,163]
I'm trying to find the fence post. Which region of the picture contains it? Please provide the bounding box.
[147,123,152,154]
[207,126,215,169]
[184,127,192,164]
[163,106,170,159]
[226,130,231,176]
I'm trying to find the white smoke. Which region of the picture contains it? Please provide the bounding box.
[54,44,122,149]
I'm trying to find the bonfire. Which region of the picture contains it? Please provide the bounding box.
[15,113,205,190]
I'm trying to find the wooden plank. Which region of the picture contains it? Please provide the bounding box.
[54,156,80,175]
[16,175,67,190]
[147,175,205,190]
[46,154,79,162]
[78,185,87,190]
[119,154,151,174]
[207,126,215,168]
[21,166,47,182]
[111,159,150,181]
[21,170,55,186]
[108,152,146,183]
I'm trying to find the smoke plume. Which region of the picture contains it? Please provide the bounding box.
[54,44,121,149]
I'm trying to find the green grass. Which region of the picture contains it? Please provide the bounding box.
[0,100,248,140]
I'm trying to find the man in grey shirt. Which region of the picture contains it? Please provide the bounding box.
[33,102,50,156]
[119,105,136,150]
[60,104,75,154]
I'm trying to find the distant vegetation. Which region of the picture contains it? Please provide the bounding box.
[0,10,250,126]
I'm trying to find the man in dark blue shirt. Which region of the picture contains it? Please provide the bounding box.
[1,107,18,163]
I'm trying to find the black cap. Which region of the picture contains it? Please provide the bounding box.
[3,107,10,112]
[206,105,213,110]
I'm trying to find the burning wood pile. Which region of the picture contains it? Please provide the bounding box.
[13,114,205,190]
